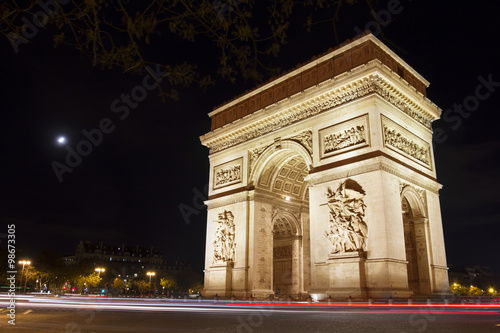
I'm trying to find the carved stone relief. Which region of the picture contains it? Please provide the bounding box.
[400,182,428,217]
[212,210,236,263]
[290,130,313,155]
[400,182,427,203]
[383,125,430,166]
[324,179,368,254]
[249,144,271,177]
[324,125,366,154]
[215,165,241,187]
[319,115,369,159]
[213,158,243,189]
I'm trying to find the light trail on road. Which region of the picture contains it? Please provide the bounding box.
[1,296,499,316]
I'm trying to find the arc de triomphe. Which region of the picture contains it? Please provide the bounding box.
[200,34,449,299]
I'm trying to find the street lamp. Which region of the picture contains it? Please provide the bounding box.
[147,272,155,294]
[18,260,31,295]
[95,268,105,277]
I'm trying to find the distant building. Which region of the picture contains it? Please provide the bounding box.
[64,240,190,279]
[75,240,163,265]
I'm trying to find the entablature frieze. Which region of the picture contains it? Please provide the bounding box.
[201,61,440,155]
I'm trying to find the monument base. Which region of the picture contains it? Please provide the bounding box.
[325,251,368,298]
[203,261,234,298]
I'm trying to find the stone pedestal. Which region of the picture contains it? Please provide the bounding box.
[326,251,367,298]
[204,261,234,297]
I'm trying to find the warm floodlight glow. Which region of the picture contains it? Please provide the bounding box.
[285,196,290,201]
[95,267,105,276]
[19,260,31,295]
[147,272,156,293]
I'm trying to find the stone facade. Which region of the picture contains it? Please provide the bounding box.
[200,34,449,299]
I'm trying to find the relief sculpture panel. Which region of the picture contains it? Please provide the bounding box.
[324,179,368,254]
[383,125,429,166]
[382,116,431,168]
[319,115,369,159]
[324,125,366,153]
[213,210,236,263]
[213,158,243,190]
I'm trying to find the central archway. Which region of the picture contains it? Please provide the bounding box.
[251,141,311,297]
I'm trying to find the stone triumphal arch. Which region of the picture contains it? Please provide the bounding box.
[200,34,449,299]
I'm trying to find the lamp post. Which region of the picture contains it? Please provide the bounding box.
[95,268,105,277]
[18,260,31,295]
[147,272,155,294]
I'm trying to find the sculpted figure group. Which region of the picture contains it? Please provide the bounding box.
[213,210,236,263]
[324,125,366,154]
[383,125,429,165]
[215,165,241,187]
[324,180,368,254]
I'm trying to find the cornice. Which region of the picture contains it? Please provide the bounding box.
[201,63,439,155]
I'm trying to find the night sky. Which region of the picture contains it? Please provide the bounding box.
[1,1,499,273]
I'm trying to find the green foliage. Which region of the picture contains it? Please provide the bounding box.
[160,275,177,290]
[450,282,497,297]
[75,273,102,292]
[189,282,203,294]
[450,282,466,296]
[112,277,125,291]
[468,285,484,297]
[134,280,150,293]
